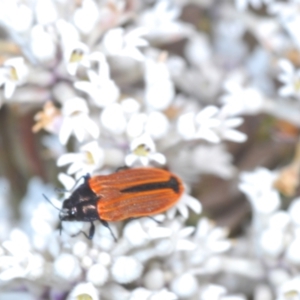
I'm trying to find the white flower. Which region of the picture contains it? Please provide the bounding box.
[177,106,247,143]
[52,82,77,104]
[260,228,285,257]
[0,178,13,241]
[0,229,32,281]
[101,27,148,61]
[0,1,33,32]
[123,218,172,247]
[126,113,148,138]
[100,98,141,136]
[86,263,109,286]
[30,25,56,62]
[288,198,300,226]
[58,172,76,192]
[56,19,80,44]
[200,284,246,300]
[54,253,82,281]
[21,177,55,214]
[285,236,300,265]
[171,224,197,252]
[93,222,118,249]
[167,193,202,220]
[72,240,88,258]
[269,211,290,230]
[220,81,264,116]
[130,288,177,300]
[100,283,130,299]
[137,0,192,43]
[285,16,300,50]
[145,112,169,139]
[235,0,273,11]
[269,2,300,49]
[0,57,28,99]
[200,284,227,300]
[190,145,235,179]
[170,273,198,298]
[121,98,141,116]
[278,59,300,99]
[67,282,99,300]
[177,106,220,142]
[143,268,165,290]
[63,41,91,76]
[188,218,231,267]
[0,233,44,282]
[73,0,99,34]
[126,112,169,139]
[154,219,196,254]
[35,0,57,25]
[111,256,143,284]
[239,168,280,214]
[217,114,247,143]
[101,103,127,135]
[185,32,212,66]
[125,134,166,166]
[144,57,174,110]
[57,141,104,178]
[58,97,100,145]
[19,177,59,251]
[74,53,120,107]
[59,221,85,240]
[276,276,300,300]
[56,20,86,74]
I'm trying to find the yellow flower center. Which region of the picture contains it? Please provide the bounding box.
[76,294,92,300]
[284,290,299,299]
[85,151,95,165]
[134,144,150,157]
[9,66,18,81]
[294,78,300,92]
[70,49,84,63]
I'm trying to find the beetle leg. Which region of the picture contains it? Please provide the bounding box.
[71,222,95,240]
[115,166,129,172]
[87,221,95,239]
[147,216,162,224]
[131,216,163,224]
[83,173,91,183]
[58,221,63,235]
[100,220,117,242]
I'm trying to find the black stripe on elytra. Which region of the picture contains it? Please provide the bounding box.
[121,176,180,194]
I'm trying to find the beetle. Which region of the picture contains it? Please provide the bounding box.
[57,167,184,241]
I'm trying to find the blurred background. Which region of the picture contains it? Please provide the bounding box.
[1,1,300,299]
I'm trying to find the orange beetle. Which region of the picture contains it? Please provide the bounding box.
[58,168,184,240]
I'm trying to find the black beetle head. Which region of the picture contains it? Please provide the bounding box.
[59,182,99,222]
[59,198,78,221]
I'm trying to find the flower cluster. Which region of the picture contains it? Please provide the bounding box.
[1,0,300,299]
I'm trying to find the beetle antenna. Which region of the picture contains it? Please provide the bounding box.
[55,187,67,193]
[54,174,90,194]
[58,221,63,235]
[42,194,61,211]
